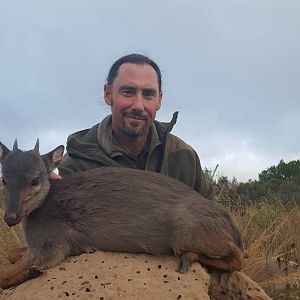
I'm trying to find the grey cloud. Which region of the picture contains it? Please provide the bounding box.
[1,0,299,181]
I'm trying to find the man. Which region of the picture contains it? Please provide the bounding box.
[58,54,213,198]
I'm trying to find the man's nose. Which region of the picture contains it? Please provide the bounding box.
[131,94,144,111]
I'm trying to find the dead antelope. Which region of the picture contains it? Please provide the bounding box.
[0,139,244,289]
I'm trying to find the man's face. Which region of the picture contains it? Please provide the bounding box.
[104,63,162,138]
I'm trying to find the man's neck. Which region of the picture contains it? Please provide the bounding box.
[112,130,149,157]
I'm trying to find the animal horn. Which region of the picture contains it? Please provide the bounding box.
[13,138,19,151]
[34,138,40,154]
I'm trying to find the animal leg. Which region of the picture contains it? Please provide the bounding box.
[8,246,28,264]
[176,252,200,273]
[196,245,245,272]
[176,242,244,274]
[0,252,42,289]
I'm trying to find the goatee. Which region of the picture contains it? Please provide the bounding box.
[121,111,147,137]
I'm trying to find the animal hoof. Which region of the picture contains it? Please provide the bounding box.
[29,265,43,278]
[176,260,190,273]
[178,263,189,273]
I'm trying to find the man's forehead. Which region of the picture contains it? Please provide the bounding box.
[114,63,159,89]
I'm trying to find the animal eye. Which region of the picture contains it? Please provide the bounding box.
[31,177,40,186]
[1,178,6,185]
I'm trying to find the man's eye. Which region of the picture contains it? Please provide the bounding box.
[143,90,155,98]
[122,90,134,96]
[31,177,40,186]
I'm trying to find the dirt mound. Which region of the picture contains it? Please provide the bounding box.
[0,251,271,300]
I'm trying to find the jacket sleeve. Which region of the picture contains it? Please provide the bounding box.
[58,153,80,176]
[193,150,214,199]
[58,153,102,177]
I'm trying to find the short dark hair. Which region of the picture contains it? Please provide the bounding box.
[106,54,162,92]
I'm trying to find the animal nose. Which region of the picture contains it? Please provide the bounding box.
[4,212,21,227]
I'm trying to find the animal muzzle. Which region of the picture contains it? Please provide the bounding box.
[4,192,22,226]
[4,211,22,226]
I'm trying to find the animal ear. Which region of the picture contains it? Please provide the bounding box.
[0,141,10,162]
[42,145,65,172]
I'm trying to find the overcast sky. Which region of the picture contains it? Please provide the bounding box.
[0,0,299,182]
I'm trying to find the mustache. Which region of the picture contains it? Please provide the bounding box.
[122,111,148,119]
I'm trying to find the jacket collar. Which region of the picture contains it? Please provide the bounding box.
[97,112,179,157]
[66,112,179,165]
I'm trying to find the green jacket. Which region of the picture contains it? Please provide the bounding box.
[58,112,213,198]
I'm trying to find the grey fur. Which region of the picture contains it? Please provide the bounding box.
[0,141,244,288]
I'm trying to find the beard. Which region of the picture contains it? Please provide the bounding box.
[121,111,149,137]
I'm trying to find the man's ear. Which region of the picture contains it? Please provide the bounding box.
[0,141,10,162]
[104,84,112,106]
[42,145,65,173]
[157,92,163,111]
